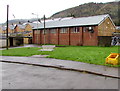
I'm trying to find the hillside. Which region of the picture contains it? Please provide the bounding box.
[1,1,119,26]
[51,2,119,25]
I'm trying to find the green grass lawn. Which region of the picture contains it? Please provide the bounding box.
[1,47,52,56]
[0,46,119,67]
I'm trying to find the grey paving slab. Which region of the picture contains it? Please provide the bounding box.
[0,56,119,78]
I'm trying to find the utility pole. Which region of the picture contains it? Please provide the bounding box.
[6,5,9,50]
[37,14,38,44]
[43,15,46,45]
[32,13,39,44]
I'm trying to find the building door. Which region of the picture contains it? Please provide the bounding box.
[9,37,13,46]
[28,38,32,44]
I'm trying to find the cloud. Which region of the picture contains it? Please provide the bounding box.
[0,0,115,23]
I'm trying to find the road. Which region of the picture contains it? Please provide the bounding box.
[1,62,119,89]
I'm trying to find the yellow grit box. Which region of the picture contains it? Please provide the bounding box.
[106,53,120,65]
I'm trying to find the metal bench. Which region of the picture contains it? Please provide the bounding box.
[40,45,55,51]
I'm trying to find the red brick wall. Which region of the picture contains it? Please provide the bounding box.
[59,28,70,45]
[33,26,98,46]
[33,30,41,44]
[49,29,59,45]
[83,26,98,46]
[40,29,59,45]
[41,30,48,44]
[70,27,82,46]
[33,30,37,44]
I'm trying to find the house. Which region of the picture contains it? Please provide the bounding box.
[22,23,35,44]
[1,24,16,34]
[11,24,33,44]
[9,25,16,33]
[24,23,35,37]
[0,23,34,47]
[2,26,12,34]
[32,14,116,46]
[14,24,26,33]
[25,23,32,32]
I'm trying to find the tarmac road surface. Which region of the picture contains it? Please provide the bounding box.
[1,62,119,89]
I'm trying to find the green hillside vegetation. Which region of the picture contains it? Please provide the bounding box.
[51,2,119,25]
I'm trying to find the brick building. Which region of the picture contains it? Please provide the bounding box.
[33,14,116,46]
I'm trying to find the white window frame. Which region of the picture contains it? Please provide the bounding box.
[50,29,56,34]
[42,29,48,34]
[60,28,68,33]
[71,27,80,33]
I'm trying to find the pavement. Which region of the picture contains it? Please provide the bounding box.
[0,44,41,50]
[0,44,120,79]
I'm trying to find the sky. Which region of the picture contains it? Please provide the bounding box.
[0,0,117,23]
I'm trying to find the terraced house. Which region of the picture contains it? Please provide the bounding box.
[0,23,34,47]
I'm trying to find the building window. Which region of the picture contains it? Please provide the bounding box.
[71,27,80,33]
[60,28,68,33]
[34,30,39,34]
[88,27,94,33]
[83,26,94,33]
[50,29,56,34]
[42,29,48,34]
[83,27,89,32]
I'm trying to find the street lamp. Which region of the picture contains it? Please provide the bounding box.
[32,13,39,44]
[6,5,9,50]
[43,15,46,45]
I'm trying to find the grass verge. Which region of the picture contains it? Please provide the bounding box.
[0,47,51,57]
[0,46,119,67]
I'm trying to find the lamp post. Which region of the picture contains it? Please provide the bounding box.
[43,15,46,45]
[32,13,39,44]
[6,5,9,50]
